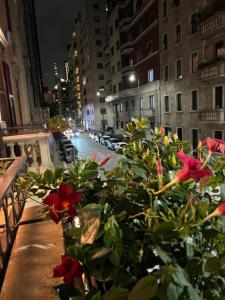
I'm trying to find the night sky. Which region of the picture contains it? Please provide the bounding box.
[35,0,82,88]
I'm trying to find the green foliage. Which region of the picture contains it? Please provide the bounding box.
[47,115,69,133]
[21,118,225,299]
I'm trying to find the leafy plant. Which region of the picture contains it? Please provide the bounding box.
[48,115,69,133]
[20,119,225,299]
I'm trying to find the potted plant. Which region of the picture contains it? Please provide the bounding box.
[22,119,225,299]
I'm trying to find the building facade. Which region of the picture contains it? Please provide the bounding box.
[159,0,225,146]
[0,0,43,129]
[73,0,113,131]
[105,0,160,133]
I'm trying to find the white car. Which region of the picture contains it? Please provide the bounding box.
[114,142,128,151]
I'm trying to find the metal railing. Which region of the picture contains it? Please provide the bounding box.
[0,157,27,285]
[0,125,49,136]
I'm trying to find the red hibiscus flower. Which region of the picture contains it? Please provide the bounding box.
[53,256,84,285]
[98,156,110,166]
[155,149,212,195]
[43,183,81,223]
[176,149,212,182]
[203,137,225,154]
[204,202,225,222]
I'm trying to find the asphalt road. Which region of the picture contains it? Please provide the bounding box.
[71,133,122,170]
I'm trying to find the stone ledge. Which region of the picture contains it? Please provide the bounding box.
[1,211,64,300]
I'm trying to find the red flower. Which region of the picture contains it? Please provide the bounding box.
[43,183,81,223]
[98,156,110,166]
[176,149,212,182]
[156,160,163,177]
[92,152,98,161]
[204,203,225,222]
[203,137,225,154]
[53,256,83,285]
[160,126,165,135]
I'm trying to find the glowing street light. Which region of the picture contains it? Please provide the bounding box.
[129,73,141,120]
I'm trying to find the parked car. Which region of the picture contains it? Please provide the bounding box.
[114,142,128,152]
[106,138,120,150]
[100,135,110,145]
[64,147,77,163]
[94,133,103,143]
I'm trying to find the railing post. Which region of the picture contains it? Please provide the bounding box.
[0,129,6,158]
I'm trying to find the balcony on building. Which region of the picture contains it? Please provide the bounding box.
[200,11,225,39]
[198,109,225,123]
[199,58,225,79]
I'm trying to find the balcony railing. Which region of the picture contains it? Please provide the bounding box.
[200,12,225,38]
[198,109,225,122]
[199,60,225,79]
[120,41,134,55]
[3,132,55,173]
[0,157,27,284]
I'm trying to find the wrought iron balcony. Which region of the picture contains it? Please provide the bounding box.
[120,41,134,55]
[198,109,225,123]
[200,12,225,38]
[199,60,225,79]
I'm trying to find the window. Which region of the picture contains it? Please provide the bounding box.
[147,69,154,82]
[132,99,135,110]
[100,108,107,114]
[191,128,198,150]
[215,40,224,58]
[97,63,103,69]
[177,128,183,140]
[117,61,120,72]
[191,90,198,111]
[120,102,123,112]
[165,96,169,112]
[173,0,181,7]
[165,127,172,135]
[97,51,102,57]
[94,16,100,22]
[116,40,120,50]
[214,85,223,109]
[95,28,101,34]
[190,52,198,73]
[111,47,114,56]
[149,95,155,108]
[137,49,142,62]
[116,121,119,129]
[110,26,113,36]
[113,85,117,93]
[98,74,104,80]
[214,130,223,140]
[176,93,182,111]
[138,24,144,34]
[163,0,167,18]
[93,3,99,9]
[164,65,169,81]
[163,33,168,50]
[112,66,115,75]
[176,58,182,79]
[140,97,144,110]
[191,13,198,34]
[125,101,129,111]
[147,41,153,54]
[96,40,102,46]
[100,97,105,103]
[175,24,182,44]
[115,18,119,29]
[121,121,124,128]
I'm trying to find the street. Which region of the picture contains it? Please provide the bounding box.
[71,133,122,170]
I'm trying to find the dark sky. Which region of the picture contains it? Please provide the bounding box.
[35,0,82,88]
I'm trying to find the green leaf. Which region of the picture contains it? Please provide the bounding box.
[43,169,54,184]
[91,247,111,260]
[155,246,172,264]
[167,282,183,300]
[128,276,158,300]
[109,250,120,267]
[54,167,64,180]
[204,257,222,274]
[131,165,147,180]
[104,285,129,300]
[79,170,98,180]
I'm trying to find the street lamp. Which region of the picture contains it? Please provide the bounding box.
[129,73,141,120]
[96,90,105,130]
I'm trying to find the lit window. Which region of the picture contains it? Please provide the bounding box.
[140,97,144,110]
[149,95,155,108]
[176,58,182,79]
[147,68,154,82]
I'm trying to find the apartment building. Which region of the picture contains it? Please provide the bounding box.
[0,0,44,128]
[160,0,225,146]
[73,0,113,131]
[105,0,160,133]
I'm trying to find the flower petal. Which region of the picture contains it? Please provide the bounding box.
[43,193,60,207]
[49,207,62,223]
[58,183,73,198]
